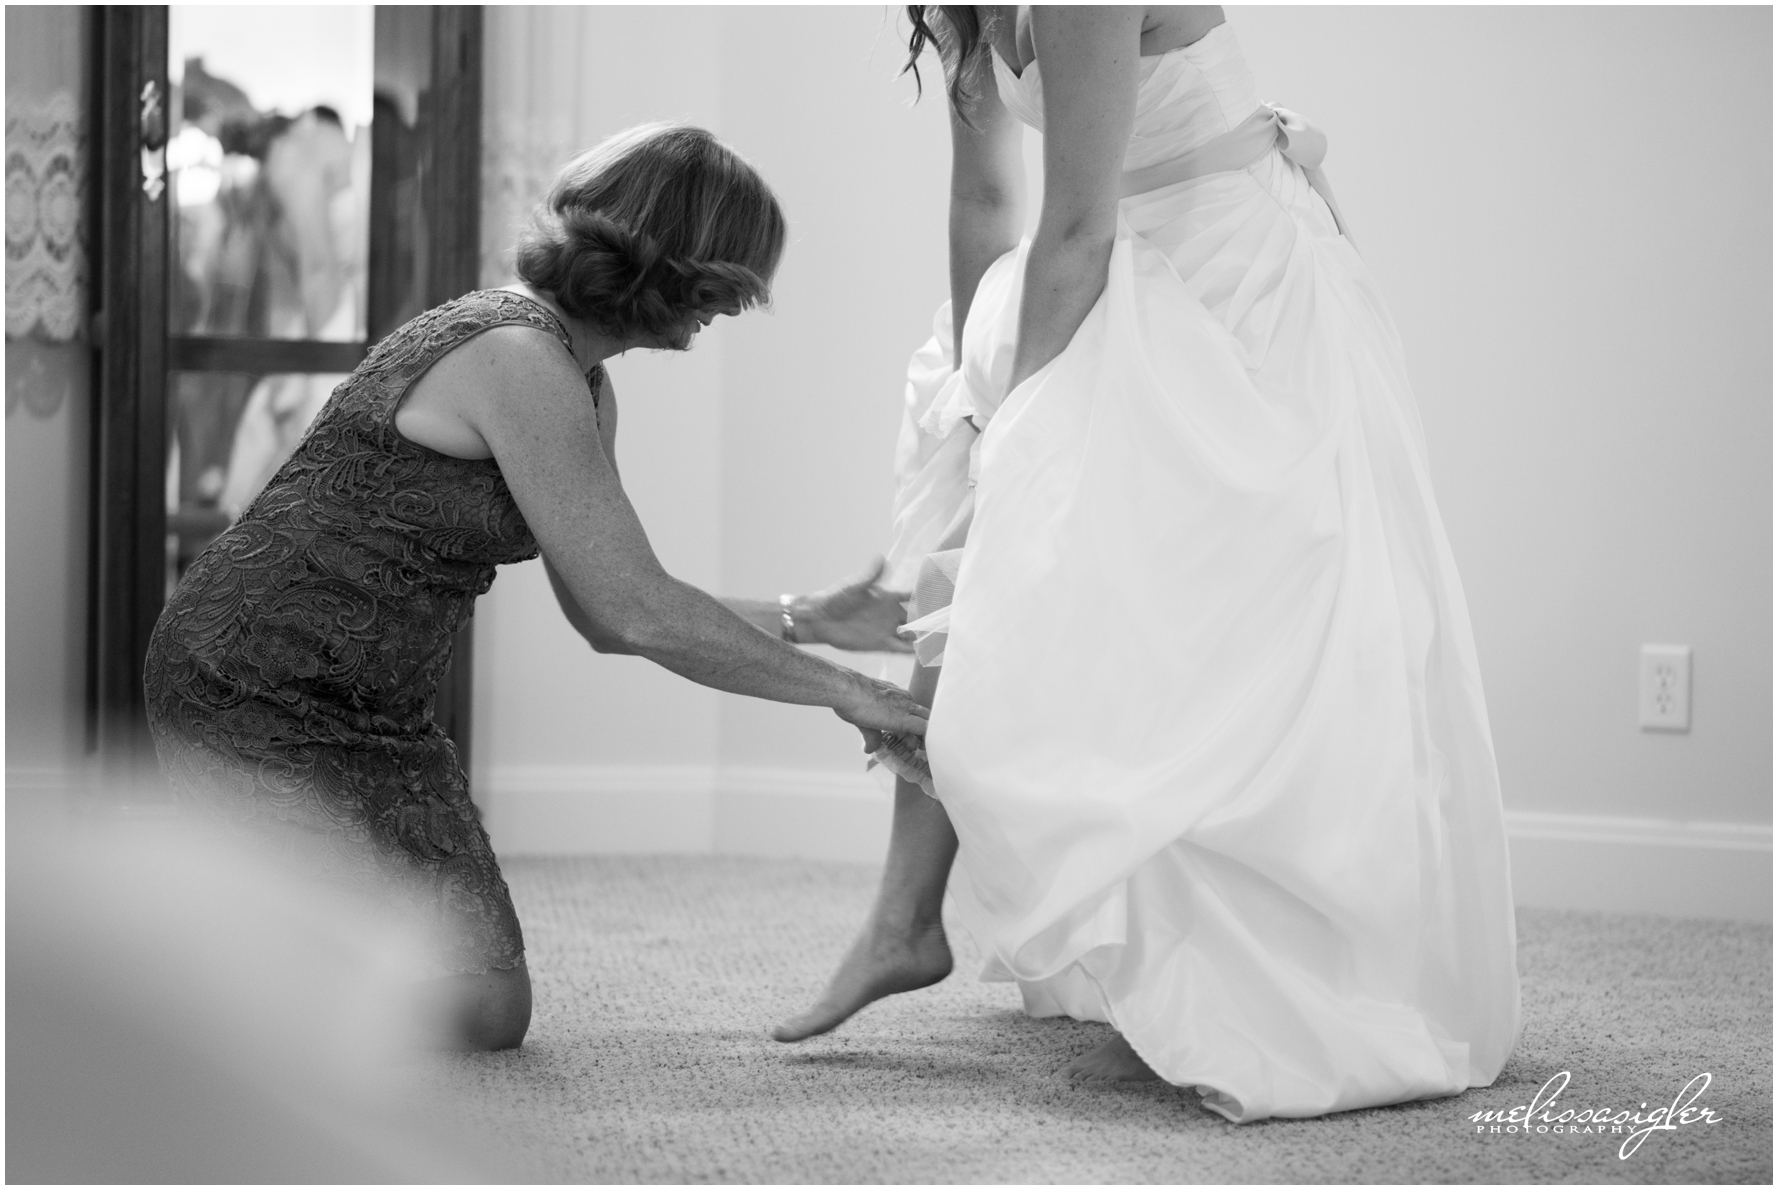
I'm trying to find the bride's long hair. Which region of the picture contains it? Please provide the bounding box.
[902,6,995,115]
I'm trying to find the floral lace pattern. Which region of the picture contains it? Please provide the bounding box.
[145,290,598,974]
[5,89,85,345]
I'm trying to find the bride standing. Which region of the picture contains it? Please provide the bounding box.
[775,5,1521,1122]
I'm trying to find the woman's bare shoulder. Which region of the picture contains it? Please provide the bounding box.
[427,321,586,401]
[397,321,588,458]
[446,323,593,420]
[457,320,577,367]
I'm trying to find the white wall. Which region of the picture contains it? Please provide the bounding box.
[473,6,950,809]
[1229,4,1772,830]
[5,343,90,778]
[471,7,1770,917]
[474,6,730,799]
[713,9,952,775]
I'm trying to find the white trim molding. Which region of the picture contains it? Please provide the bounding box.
[475,763,894,863]
[477,765,1771,922]
[1504,810,1771,922]
[474,764,720,857]
[5,763,107,833]
[6,763,95,803]
[1505,810,1770,851]
[712,767,892,865]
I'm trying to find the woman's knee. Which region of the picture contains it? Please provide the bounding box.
[469,964,532,1051]
[416,962,532,1051]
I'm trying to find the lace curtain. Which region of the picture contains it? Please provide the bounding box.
[5,89,86,343]
[479,8,595,289]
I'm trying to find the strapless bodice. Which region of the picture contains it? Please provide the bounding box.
[991,23,1263,171]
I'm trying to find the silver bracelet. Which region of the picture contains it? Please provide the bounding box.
[778,593,799,643]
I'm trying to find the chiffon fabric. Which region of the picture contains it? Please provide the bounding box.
[885,25,1520,1122]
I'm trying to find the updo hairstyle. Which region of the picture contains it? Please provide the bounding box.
[515,123,786,345]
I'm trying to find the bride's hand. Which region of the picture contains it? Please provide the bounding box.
[793,557,914,653]
[832,671,928,749]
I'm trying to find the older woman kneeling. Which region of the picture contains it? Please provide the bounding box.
[144,123,926,1051]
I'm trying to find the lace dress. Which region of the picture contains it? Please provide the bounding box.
[145,289,598,975]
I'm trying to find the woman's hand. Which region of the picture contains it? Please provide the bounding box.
[832,671,930,751]
[794,557,914,653]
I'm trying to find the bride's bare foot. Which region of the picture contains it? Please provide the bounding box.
[771,917,952,1042]
[1062,1033,1160,1083]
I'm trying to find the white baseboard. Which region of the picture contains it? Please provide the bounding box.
[5,763,94,810]
[1504,810,1770,922]
[471,766,1777,923]
[476,765,719,856]
[714,767,893,864]
[23,759,1763,920]
[475,764,893,861]
[5,765,81,792]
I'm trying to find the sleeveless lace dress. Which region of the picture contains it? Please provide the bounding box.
[144,289,598,975]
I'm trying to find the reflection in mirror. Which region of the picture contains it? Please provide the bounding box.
[163,6,370,588]
[165,369,347,592]
[370,4,436,337]
[167,6,372,342]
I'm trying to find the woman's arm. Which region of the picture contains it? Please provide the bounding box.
[948,46,1027,350]
[542,367,635,653]
[465,327,927,737]
[1010,6,1143,391]
[545,555,635,654]
[556,563,910,655]
[550,369,909,653]
[593,366,618,479]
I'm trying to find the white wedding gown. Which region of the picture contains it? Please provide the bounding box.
[885,26,1521,1123]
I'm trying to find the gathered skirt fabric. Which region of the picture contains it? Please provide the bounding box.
[891,149,1521,1122]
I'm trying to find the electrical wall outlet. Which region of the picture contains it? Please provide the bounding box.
[1639,645,1692,732]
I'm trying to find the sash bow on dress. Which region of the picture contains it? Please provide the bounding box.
[1121,103,1356,247]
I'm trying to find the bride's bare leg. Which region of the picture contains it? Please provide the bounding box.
[772,662,956,1042]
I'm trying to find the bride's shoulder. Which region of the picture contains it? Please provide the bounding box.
[1140,7,1227,50]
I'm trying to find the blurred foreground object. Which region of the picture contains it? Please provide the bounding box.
[5,796,517,1182]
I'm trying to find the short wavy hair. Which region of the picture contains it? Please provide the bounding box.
[515,123,786,346]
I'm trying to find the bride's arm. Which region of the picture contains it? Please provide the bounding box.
[1009,6,1143,391]
[947,45,1026,349]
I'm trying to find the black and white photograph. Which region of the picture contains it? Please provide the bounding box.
[5,3,1771,1184]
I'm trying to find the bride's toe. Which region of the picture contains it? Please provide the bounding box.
[1062,1035,1159,1083]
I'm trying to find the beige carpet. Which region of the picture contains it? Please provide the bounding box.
[420,855,1772,1184]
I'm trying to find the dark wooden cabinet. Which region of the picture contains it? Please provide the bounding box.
[89,6,170,774]
[88,5,485,780]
